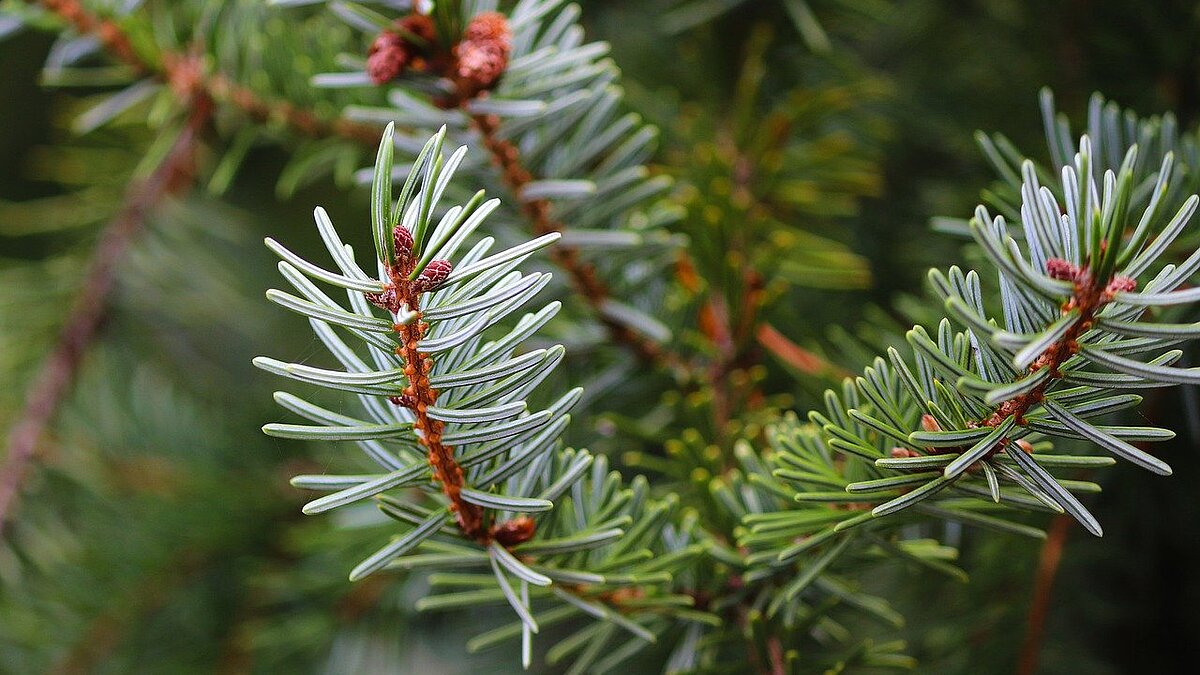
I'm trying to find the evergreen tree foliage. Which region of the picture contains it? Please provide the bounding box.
[2,0,1199,673]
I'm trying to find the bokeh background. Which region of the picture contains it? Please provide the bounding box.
[1,1,1198,672]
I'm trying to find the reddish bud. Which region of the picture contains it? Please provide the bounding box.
[365,286,398,312]
[1046,257,1081,282]
[367,32,409,84]
[413,259,453,292]
[891,447,919,459]
[1106,275,1137,295]
[455,12,511,88]
[464,12,510,43]
[1015,439,1035,455]
[920,414,941,432]
[394,225,414,262]
[492,516,536,547]
[388,393,416,408]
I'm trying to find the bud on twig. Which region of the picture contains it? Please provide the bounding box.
[454,12,511,88]
[413,259,453,292]
[1046,258,1082,282]
[394,225,415,264]
[367,32,409,85]
[492,516,536,547]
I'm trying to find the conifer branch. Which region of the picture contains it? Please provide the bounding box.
[471,113,678,369]
[25,0,383,144]
[0,98,211,532]
[370,223,487,540]
[307,3,688,373]
[257,127,697,666]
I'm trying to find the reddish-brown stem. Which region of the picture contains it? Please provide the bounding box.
[978,265,1130,446]
[470,113,681,370]
[1016,512,1072,675]
[28,0,383,145]
[756,322,848,379]
[379,259,487,541]
[765,636,787,675]
[0,98,211,532]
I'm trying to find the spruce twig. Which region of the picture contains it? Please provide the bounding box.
[24,0,384,144]
[472,113,682,370]
[33,0,687,373]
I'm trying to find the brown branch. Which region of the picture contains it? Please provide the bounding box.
[471,113,681,370]
[28,0,383,145]
[976,262,1133,443]
[0,98,211,533]
[370,243,487,540]
[1015,512,1071,675]
[756,322,848,379]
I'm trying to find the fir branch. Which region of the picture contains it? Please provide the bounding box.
[373,210,487,540]
[24,0,383,145]
[308,1,689,373]
[471,113,677,369]
[258,127,699,667]
[976,258,1135,433]
[791,133,1199,537]
[0,99,211,532]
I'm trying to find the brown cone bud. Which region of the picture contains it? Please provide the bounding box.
[464,12,509,42]
[454,12,511,88]
[365,286,398,312]
[367,32,409,85]
[413,259,453,292]
[1046,257,1081,282]
[394,225,414,262]
[492,516,536,547]
[1106,275,1137,294]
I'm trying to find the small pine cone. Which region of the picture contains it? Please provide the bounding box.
[367,32,409,84]
[393,225,415,263]
[492,516,536,547]
[413,259,453,292]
